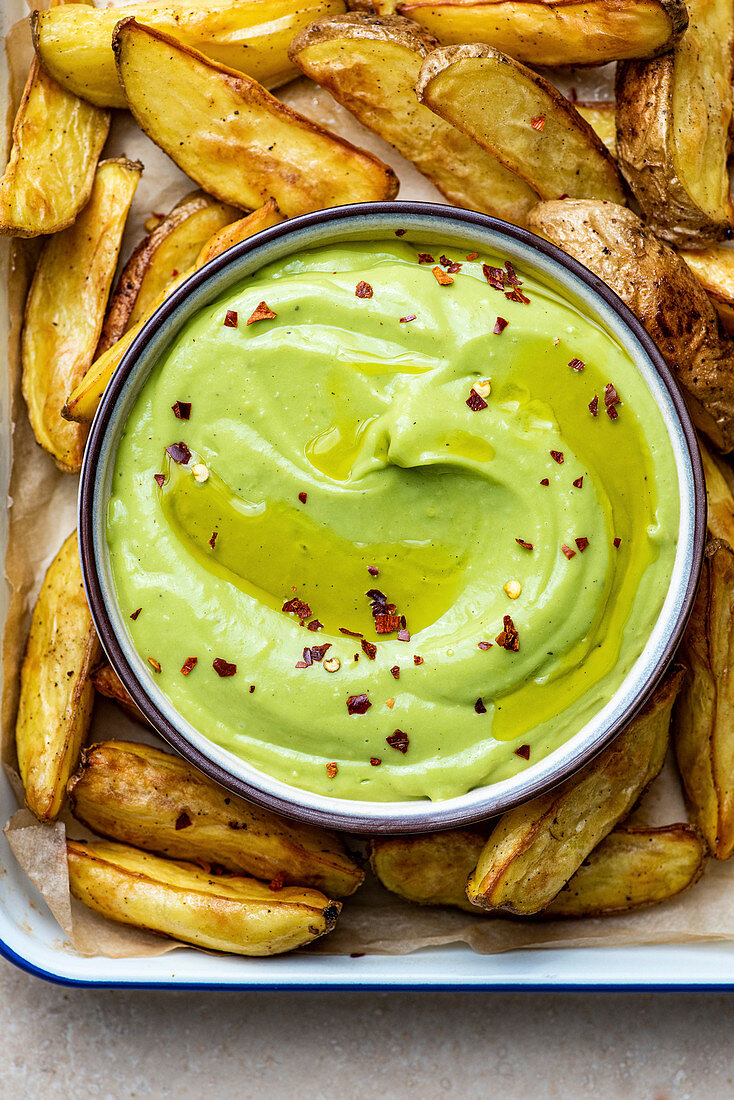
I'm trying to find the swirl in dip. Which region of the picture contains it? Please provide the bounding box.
[107,238,680,801]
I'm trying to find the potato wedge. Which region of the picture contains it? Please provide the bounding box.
[15,532,100,822]
[32,0,347,109]
[416,45,625,204]
[22,158,141,473]
[681,247,734,337]
[289,14,536,224]
[698,437,734,544]
[380,0,687,68]
[63,200,284,424]
[675,539,734,858]
[0,57,109,238]
[113,19,397,216]
[68,740,364,897]
[527,200,734,453]
[466,667,684,914]
[616,0,734,247]
[574,102,616,158]
[90,663,147,725]
[96,191,239,357]
[66,839,340,955]
[371,829,486,912]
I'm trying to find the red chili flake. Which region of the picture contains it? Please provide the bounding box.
[166,441,191,464]
[386,729,409,753]
[573,476,584,489]
[432,266,454,286]
[589,395,599,417]
[531,115,546,131]
[395,228,406,237]
[504,287,531,304]
[300,648,313,667]
[439,255,462,274]
[309,644,332,662]
[504,261,522,286]
[175,811,191,830]
[575,537,590,553]
[375,613,401,634]
[466,252,479,261]
[516,538,533,551]
[354,653,359,662]
[295,660,309,669]
[326,762,338,779]
[298,491,307,503]
[605,382,621,408]
[269,871,286,890]
[495,615,520,651]
[607,405,619,421]
[339,626,363,638]
[361,639,377,660]
[367,565,379,576]
[390,665,400,679]
[283,597,311,618]
[540,478,550,486]
[399,315,416,323]
[413,655,424,666]
[494,316,509,334]
[223,310,238,328]
[171,269,179,277]
[130,608,142,620]
[386,697,395,709]
[153,473,165,487]
[568,358,585,372]
[478,641,493,650]
[307,619,323,632]
[398,628,411,642]
[148,658,161,673]
[347,694,371,715]
[181,656,198,676]
[417,253,434,264]
[209,531,218,549]
[614,537,622,548]
[466,388,488,412]
[370,757,382,766]
[249,685,255,693]
[515,744,531,760]
[213,658,237,677]
[483,265,506,290]
[247,301,276,325]
[550,450,564,464]
[562,544,576,560]
[172,401,191,420]
[474,697,487,714]
[355,281,373,299]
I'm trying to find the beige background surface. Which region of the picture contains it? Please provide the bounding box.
[0,958,733,1099]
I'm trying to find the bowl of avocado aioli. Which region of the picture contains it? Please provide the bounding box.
[79,203,704,834]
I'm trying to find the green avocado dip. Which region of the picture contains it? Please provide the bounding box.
[106,238,680,802]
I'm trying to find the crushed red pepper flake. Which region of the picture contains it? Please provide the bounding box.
[361,639,377,660]
[209,531,218,549]
[354,653,359,661]
[413,655,424,665]
[515,744,531,760]
[367,565,379,576]
[347,693,371,715]
[439,254,462,274]
[495,614,520,651]
[166,441,191,464]
[130,608,142,621]
[399,314,416,323]
[466,252,479,261]
[386,729,409,753]
[390,665,400,679]
[474,697,487,714]
[370,757,382,766]
[540,477,549,486]
[172,401,191,420]
[395,228,406,236]
[307,618,323,632]
[213,658,237,677]
[494,316,509,334]
[561,543,576,560]
[326,762,338,779]
[607,405,619,421]
[605,382,621,420]
[417,252,434,264]
[398,628,411,641]
[575,537,590,552]
[181,656,198,676]
[432,265,454,286]
[589,394,599,417]
[283,597,311,618]
[386,697,394,709]
[530,114,546,130]
[269,871,286,890]
[504,261,522,286]
[339,626,363,638]
[154,473,165,487]
[568,358,585,372]
[516,538,533,551]
[504,287,531,305]
[247,301,276,325]
[376,614,402,634]
[298,491,307,503]
[573,476,584,488]
[147,658,161,674]
[355,280,373,299]
[550,450,564,464]
[478,641,493,650]
[483,264,505,289]
[175,811,191,830]
[309,644,332,662]
[466,388,488,412]
[223,309,238,328]
[249,684,255,693]
[614,537,622,548]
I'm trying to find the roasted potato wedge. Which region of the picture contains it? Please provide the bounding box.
[616,0,734,247]
[675,539,734,858]
[289,13,536,224]
[574,102,616,158]
[68,740,364,897]
[63,200,283,425]
[90,663,147,725]
[66,839,340,955]
[681,247,734,337]
[378,0,688,67]
[699,437,734,544]
[466,667,684,914]
[15,532,100,822]
[96,191,239,357]
[416,45,625,204]
[32,0,347,109]
[0,57,109,238]
[113,19,398,216]
[22,157,141,473]
[371,829,486,912]
[527,200,734,453]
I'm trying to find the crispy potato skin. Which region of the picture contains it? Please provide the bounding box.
[466,668,684,914]
[416,45,625,203]
[66,839,340,955]
[113,19,398,217]
[16,532,100,822]
[675,540,734,858]
[68,740,364,897]
[63,200,284,424]
[527,200,734,453]
[90,663,147,725]
[22,158,141,472]
[289,13,537,224]
[0,57,109,238]
[681,247,734,337]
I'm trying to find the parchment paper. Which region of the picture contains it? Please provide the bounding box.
[4,6,734,962]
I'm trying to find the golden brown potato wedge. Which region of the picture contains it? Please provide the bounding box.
[416,45,625,204]
[113,19,397,216]
[289,13,536,224]
[63,200,284,425]
[616,0,734,247]
[379,0,688,67]
[32,0,347,109]
[698,437,734,544]
[466,667,684,914]
[96,191,239,357]
[574,102,616,158]
[0,57,109,238]
[66,839,340,955]
[22,158,141,473]
[68,740,364,897]
[15,532,100,822]
[675,539,734,858]
[681,247,734,337]
[527,200,734,453]
[90,663,147,725]
[371,829,487,912]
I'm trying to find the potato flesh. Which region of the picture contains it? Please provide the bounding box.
[33,0,348,109]
[681,247,734,336]
[416,45,625,204]
[0,58,109,237]
[15,532,100,822]
[22,158,141,472]
[574,102,616,157]
[466,668,683,914]
[67,839,340,955]
[698,437,734,544]
[289,16,537,224]
[68,740,364,897]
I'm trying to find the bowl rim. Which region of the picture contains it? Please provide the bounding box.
[79,200,706,835]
